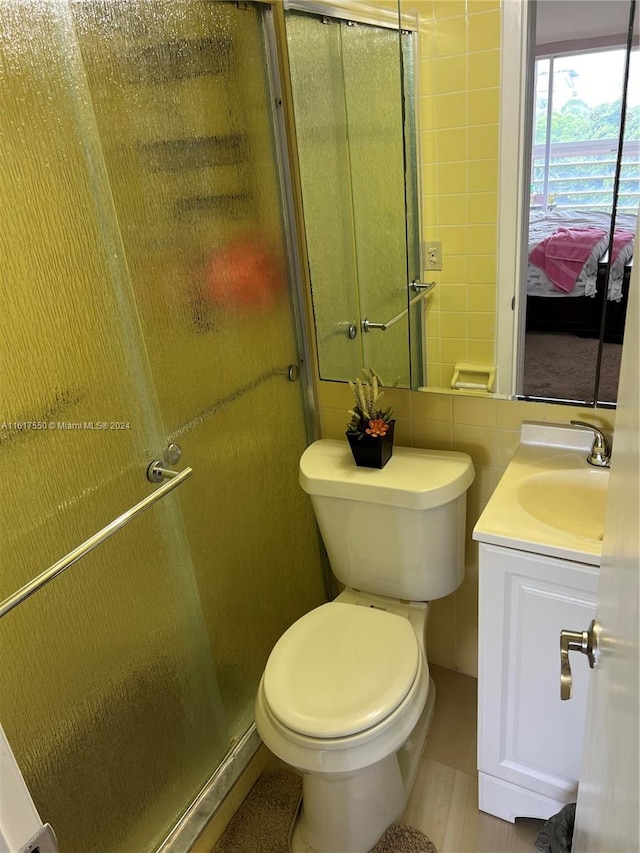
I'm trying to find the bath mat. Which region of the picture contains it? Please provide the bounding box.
[372,824,438,853]
[213,767,437,853]
[213,768,301,853]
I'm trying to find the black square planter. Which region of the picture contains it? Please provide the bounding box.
[346,421,395,469]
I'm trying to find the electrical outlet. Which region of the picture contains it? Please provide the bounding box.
[422,241,442,271]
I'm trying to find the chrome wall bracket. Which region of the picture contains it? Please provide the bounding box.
[147,461,182,483]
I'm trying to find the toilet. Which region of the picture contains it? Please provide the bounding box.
[255,439,474,852]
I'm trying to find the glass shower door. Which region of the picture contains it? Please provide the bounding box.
[0,3,228,851]
[1,2,325,851]
[70,0,326,745]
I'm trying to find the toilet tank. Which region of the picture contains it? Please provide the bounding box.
[299,440,474,601]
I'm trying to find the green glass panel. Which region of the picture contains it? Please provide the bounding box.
[342,20,410,387]
[286,11,362,382]
[0,3,227,851]
[71,0,326,741]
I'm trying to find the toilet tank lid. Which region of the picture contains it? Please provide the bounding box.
[299,440,474,510]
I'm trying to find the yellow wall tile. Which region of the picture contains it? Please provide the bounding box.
[382,386,413,419]
[319,406,349,440]
[419,22,437,57]
[468,10,501,52]
[411,389,453,421]
[420,95,436,129]
[413,417,454,450]
[437,162,468,194]
[435,15,468,57]
[436,127,467,160]
[468,49,501,89]
[420,59,436,96]
[422,193,438,223]
[467,224,497,254]
[438,194,468,226]
[453,395,497,427]
[441,312,468,338]
[467,339,495,362]
[440,254,468,283]
[422,163,438,195]
[468,123,499,159]
[421,129,437,161]
[440,363,456,387]
[468,191,497,225]
[316,380,353,409]
[495,428,520,470]
[468,0,501,11]
[394,416,414,446]
[436,90,467,127]
[435,54,467,93]
[439,225,468,254]
[434,0,466,17]
[468,87,500,125]
[427,363,443,387]
[467,283,496,311]
[452,423,497,465]
[439,283,468,311]
[468,158,499,192]
[468,311,495,340]
[496,398,546,430]
[467,253,496,283]
[441,337,467,364]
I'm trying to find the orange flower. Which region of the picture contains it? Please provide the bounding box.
[365,418,389,437]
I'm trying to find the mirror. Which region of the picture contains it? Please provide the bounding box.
[283,0,638,402]
[283,2,421,389]
[519,0,638,405]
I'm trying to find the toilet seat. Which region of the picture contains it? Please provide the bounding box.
[263,602,420,739]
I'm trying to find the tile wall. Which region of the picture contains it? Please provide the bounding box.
[415,0,502,389]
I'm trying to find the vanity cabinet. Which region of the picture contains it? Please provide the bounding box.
[478,542,598,822]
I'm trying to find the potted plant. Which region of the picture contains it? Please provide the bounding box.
[346,369,395,469]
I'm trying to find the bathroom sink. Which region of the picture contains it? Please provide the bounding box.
[517,468,609,541]
[473,421,612,565]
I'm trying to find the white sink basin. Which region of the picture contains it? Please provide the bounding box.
[517,468,609,542]
[473,421,612,565]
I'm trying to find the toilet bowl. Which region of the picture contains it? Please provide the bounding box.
[255,441,474,852]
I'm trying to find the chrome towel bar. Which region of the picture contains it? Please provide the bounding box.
[0,465,193,620]
[362,280,436,333]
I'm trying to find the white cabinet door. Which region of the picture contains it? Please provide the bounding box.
[478,543,598,822]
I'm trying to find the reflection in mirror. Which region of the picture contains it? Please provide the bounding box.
[520,0,638,405]
[284,3,421,388]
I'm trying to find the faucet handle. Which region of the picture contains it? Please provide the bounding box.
[570,421,611,467]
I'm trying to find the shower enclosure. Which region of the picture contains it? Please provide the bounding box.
[0,2,325,851]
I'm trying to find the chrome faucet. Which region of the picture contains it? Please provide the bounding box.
[570,421,611,468]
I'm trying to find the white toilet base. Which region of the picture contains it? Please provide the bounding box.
[291,676,436,853]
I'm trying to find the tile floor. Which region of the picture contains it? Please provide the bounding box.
[203,663,545,852]
[401,665,544,852]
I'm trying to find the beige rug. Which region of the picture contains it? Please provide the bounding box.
[213,768,437,853]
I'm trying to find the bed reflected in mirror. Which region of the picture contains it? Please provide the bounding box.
[520,0,638,405]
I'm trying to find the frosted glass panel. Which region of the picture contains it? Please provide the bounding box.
[286,11,411,387]
[0,3,227,852]
[342,21,410,387]
[71,0,326,741]
[286,12,362,381]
